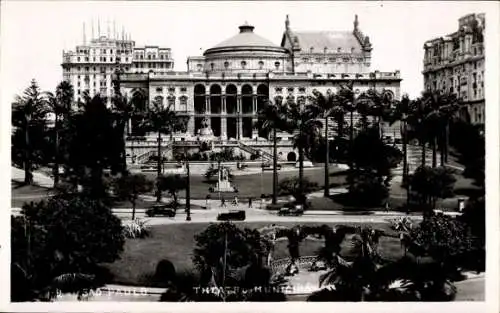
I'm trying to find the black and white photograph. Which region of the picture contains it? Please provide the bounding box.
[1,1,498,312]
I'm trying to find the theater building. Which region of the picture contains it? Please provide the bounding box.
[118,15,402,161]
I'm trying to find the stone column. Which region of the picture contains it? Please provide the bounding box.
[187,114,195,136]
[252,95,258,139]
[205,95,211,127]
[221,95,227,140]
[237,95,243,139]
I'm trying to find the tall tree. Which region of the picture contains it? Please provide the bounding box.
[66,94,118,198]
[45,81,74,187]
[140,99,188,202]
[282,99,322,202]
[11,80,49,185]
[113,173,154,220]
[110,65,135,175]
[309,89,344,197]
[256,99,289,204]
[421,91,459,167]
[387,94,412,183]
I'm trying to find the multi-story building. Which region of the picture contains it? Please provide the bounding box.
[423,13,485,125]
[61,24,173,107]
[118,15,402,162]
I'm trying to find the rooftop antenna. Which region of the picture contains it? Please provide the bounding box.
[354,14,359,31]
[83,22,86,44]
[98,18,101,37]
[91,18,95,40]
[107,18,110,38]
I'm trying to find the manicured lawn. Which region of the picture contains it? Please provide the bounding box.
[102,221,399,287]
[142,167,348,200]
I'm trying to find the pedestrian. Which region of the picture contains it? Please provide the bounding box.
[248,197,253,208]
[206,194,211,210]
[233,195,239,206]
[385,200,390,213]
[221,197,226,208]
[260,194,266,209]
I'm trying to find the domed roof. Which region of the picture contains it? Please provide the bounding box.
[204,22,287,55]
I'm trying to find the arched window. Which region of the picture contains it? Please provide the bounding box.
[179,96,188,111]
[224,61,230,69]
[153,95,164,106]
[167,96,175,109]
[241,61,247,69]
[258,61,264,69]
[274,61,280,70]
[274,96,283,105]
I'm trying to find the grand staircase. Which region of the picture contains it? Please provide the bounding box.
[392,144,442,181]
[238,142,273,162]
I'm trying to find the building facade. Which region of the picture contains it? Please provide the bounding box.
[422,13,485,125]
[61,23,173,107]
[119,16,401,148]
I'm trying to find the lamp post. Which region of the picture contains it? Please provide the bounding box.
[185,155,191,221]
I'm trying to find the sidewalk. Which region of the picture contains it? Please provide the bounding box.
[11,166,54,188]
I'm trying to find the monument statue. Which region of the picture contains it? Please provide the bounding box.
[197,118,214,138]
[214,166,235,193]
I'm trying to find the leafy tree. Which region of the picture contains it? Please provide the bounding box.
[192,222,271,300]
[346,170,389,207]
[11,79,49,184]
[449,121,484,188]
[408,213,479,272]
[158,174,187,208]
[278,176,318,204]
[139,99,188,202]
[45,81,74,187]
[11,194,124,301]
[113,173,154,219]
[410,166,456,212]
[65,94,120,198]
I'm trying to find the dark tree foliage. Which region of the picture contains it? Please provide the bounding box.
[351,127,402,176]
[409,214,477,269]
[11,79,50,184]
[278,176,318,204]
[113,173,154,219]
[64,95,122,197]
[410,166,456,211]
[157,174,188,207]
[346,170,389,207]
[449,120,484,188]
[11,194,124,301]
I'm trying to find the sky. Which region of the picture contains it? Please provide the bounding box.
[0,1,497,105]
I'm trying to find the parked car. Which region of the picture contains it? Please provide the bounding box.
[145,204,176,217]
[217,210,246,221]
[278,203,304,216]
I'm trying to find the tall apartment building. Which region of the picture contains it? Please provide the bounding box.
[422,13,485,125]
[61,22,174,107]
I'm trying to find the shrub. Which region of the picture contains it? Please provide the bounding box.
[122,218,150,239]
[346,169,389,206]
[12,194,124,301]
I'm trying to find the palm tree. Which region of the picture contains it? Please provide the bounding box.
[421,91,460,167]
[282,99,322,203]
[387,94,412,183]
[407,96,431,168]
[309,89,344,197]
[140,99,189,202]
[110,67,136,175]
[45,81,74,187]
[256,99,288,204]
[11,80,49,185]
